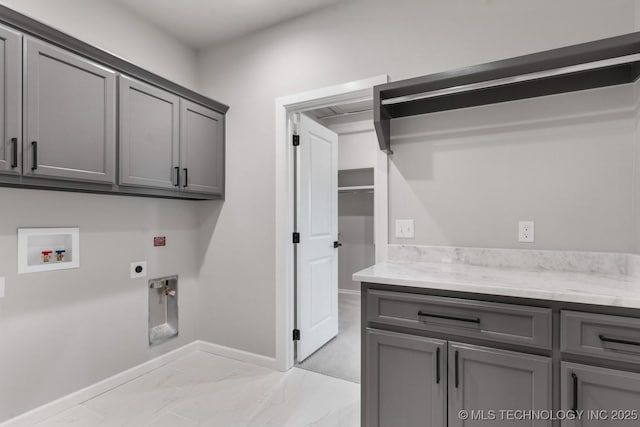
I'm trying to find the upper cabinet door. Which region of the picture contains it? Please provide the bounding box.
[179,100,224,195]
[24,37,116,183]
[119,75,180,190]
[0,25,21,176]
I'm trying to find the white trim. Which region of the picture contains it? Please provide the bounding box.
[197,341,278,370]
[274,75,389,372]
[1,342,199,427]
[338,288,361,296]
[0,340,278,427]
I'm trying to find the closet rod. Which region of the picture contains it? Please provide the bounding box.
[382,53,640,106]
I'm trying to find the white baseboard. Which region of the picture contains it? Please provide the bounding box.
[1,340,276,427]
[197,341,278,370]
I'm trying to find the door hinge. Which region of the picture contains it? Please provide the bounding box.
[292,134,300,146]
[292,232,300,244]
[293,329,300,341]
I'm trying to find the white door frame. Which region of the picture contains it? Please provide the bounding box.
[274,75,389,371]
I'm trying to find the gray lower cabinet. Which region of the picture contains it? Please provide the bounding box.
[366,328,446,427]
[23,37,116,183]
[179,100,224,195]
[561,363,640,427]
[0,24,21,176]
[449,342,552,427]
[119,75,180,190]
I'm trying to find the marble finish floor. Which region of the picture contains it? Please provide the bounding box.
[297,293,360,384]
[34,351,360,427]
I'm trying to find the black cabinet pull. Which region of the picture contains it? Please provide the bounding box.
[599,335,640,347]
[10,137,17,168]
[571,372,578,413]
[173,166,180,187]
[31,141,38,170]
[436,347,441,384]
[183,168,188,188]
[418,311,480,324]
[455,350,459,388]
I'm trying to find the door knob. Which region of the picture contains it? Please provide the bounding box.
[333,241,342,248]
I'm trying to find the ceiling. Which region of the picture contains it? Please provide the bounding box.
[112,0,348,49]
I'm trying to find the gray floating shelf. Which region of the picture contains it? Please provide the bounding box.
[374,31,640,153]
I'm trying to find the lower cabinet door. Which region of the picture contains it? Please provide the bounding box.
[561,362,640,426]
[448,342,552,427]
[365,328,446,427]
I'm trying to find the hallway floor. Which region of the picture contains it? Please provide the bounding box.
[297,292,360,384]
[34,351,360,427]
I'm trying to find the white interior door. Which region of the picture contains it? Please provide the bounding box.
[296,113,339,362]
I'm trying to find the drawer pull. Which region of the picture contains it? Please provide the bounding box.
[599,335,640,347]
[571,372,578,414]
[436,347,440,384]
[418,311,480,325]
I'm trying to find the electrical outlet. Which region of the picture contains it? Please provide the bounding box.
[518,221,535,243]
[395,219,415,239]
[0,277,4,298]
[130,261,147,279]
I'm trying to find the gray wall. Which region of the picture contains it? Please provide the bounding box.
[196,0,638,358]
[389,84,636,252]
[0,0,201,421]
[339,192,374,292]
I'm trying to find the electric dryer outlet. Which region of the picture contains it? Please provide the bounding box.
[130,261,147,279]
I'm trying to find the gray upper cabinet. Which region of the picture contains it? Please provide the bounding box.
[0,24,21,176]
[119,75,180,190]
[23,37,116,183]
[179,100,224,195]
[366,329,446,427]
[561,362,640,427]
[448,342,552,427]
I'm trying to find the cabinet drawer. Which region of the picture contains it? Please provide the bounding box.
[561,310,640,364]
[367,290,552,349]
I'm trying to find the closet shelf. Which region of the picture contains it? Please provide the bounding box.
[339,185,374,193]
[374,31,640,154]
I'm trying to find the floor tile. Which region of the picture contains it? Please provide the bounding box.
[34,405,103,426]
[33,351,361,427]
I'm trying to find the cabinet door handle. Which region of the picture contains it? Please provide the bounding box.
[436,347,441,384]
[10,137,17,168]
[31,141,38,170]
[183,168,188,188]
[571,372,578,413]
[173,166,180,187]
[418,311,480,325]
[454,350,459,388]
[599,335,640,347]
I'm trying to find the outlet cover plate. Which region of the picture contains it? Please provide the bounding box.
[518,221,535,243]
[395,219,415,239]
[130,261,147,279]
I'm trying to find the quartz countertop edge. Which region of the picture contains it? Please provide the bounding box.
[353,261,640,309]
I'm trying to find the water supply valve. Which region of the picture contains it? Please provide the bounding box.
[164,286,176,297]
[55,250,66,262]
[41,250,52,263]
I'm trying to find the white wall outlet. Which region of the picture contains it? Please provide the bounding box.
[395,219,415,239]
[130,261,147,279]
[0,277,4,298]
[518,221,535,243]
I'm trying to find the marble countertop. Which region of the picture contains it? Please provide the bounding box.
[353,261,640,309]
